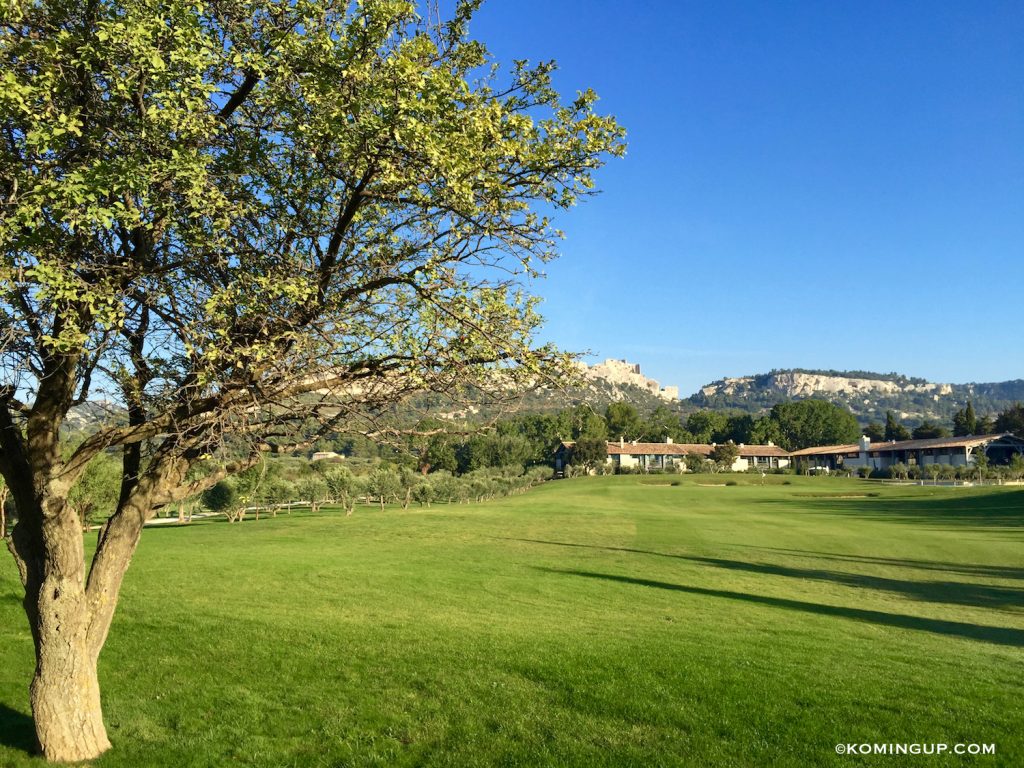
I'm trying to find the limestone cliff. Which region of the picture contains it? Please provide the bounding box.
[691,369,1023,422]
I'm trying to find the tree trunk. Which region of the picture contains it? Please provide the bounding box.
[30,616,110,762]
[11,493,113,762]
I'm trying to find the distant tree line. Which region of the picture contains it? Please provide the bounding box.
[23,400,1024,531]
[859,400,1021,443]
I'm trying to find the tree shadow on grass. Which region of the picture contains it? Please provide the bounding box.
[540,568,1024,648]
[509,539,1024,611]
[735,546,1024,582]
[759,488,1024,529]
[0,704,36,756]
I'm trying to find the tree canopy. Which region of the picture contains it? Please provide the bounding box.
[604,402,644,442]
[952,401,977,436]
[911,420,949,440]
[709,441,739,470]
[0,1,623,760]
[884,411,912,441]
[756,399,861,451]
[995,403,1024,437]
[570,435,607,469]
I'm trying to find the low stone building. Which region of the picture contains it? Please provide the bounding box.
[555,438,790,473]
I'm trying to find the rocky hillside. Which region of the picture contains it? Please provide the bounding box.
[63,401,127,433]
[481,359,680,418]
[50,360,681,436]
[49,366,1024,433]
[579,359,679,401]
[689,369,1024,423]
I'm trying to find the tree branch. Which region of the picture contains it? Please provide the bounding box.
[217,70,260,121]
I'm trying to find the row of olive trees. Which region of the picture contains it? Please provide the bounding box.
[32,448,555,531]
[200,464,554,521]
[860,453,1024,483]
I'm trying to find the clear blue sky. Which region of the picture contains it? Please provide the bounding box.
[466,0,1024,396]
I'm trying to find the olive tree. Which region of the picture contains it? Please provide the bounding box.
[295,476,330,514]
[0,0,623,759]
[709,442,740,473]
[368,465,401,510]
[972,451,990,482]
[1008,453,1024,482]
[66,450,121,529]
[324,466,358,515]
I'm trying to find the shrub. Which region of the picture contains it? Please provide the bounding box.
[684,453,708,473]
[202,480,237,514]
[525,466,554,485]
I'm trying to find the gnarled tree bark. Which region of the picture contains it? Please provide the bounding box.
[14,495,111,762]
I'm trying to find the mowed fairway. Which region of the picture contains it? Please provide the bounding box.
[2,476,1023,767]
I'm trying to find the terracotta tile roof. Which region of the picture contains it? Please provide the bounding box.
[606,442,709,456]
[736,444,791,457]
[789,444,860,456]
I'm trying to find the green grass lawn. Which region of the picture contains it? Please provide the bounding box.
[2,475,1022,767]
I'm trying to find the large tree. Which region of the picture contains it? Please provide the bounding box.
[685,409,729,443]
[0,0,623,760]
[708,441,739,471]
[569,435,607,471]
[952,401,978,436]
[994,403,1024,437]
[760,399,860,451]
[604,402,643,442]
[911,420,949,440]
[884,410,912,441]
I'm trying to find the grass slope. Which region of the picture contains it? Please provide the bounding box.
[2,476,1022,767]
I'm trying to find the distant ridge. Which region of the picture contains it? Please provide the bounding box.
[688,369,1024,422]
[51,366,1024,433]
